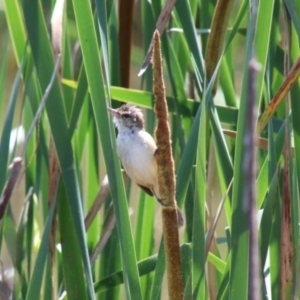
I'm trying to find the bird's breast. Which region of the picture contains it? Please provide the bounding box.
[116,130,158,188]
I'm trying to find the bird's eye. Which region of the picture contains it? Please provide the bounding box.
[123,113,130,118]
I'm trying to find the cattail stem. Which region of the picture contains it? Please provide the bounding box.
[205,0,235,95]
[152,30,183,300]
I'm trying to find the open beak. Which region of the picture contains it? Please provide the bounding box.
[107,107,120,118]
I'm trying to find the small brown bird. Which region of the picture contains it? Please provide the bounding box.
[108,104,183,227]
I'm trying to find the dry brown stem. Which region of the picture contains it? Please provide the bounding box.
[0,157,23,221]
[152,29,183,300]
[205,0,235,94]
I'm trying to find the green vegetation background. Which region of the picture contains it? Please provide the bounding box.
[0,0,299,299]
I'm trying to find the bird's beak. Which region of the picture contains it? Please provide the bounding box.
[107,107,120,117]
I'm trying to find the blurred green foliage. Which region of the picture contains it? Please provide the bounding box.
[0,0,299,299]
